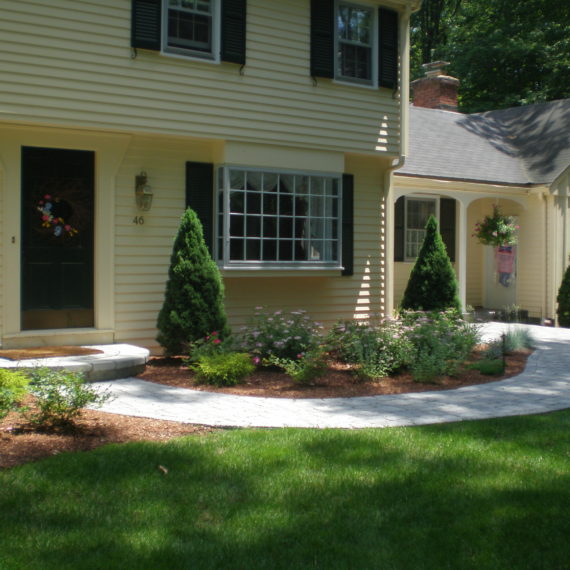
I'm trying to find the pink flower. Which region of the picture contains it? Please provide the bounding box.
[213,339,221,344]
[252,356,261,365]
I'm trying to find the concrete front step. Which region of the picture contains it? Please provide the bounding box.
[0,344,149,381]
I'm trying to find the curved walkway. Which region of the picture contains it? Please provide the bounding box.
[92,323,570,429]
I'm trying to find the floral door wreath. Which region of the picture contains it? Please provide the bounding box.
[37,194,79,238]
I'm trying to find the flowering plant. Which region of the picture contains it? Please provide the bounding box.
[238,307,323,361]
[473,206,518,247]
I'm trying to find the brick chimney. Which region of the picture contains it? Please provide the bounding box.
[411,61,460,112]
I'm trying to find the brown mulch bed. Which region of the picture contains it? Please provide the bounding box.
[1,348,530,470]
[138,349,530,398]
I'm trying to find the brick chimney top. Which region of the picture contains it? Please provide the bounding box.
[411,61,460,112]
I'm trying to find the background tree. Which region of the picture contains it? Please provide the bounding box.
[411,0,570,112]
[401,215,461,312]
[157,208,229,355]
[557,264,570,328]
[410,0,461,79]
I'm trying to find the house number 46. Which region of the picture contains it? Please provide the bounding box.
[133,216,145,225]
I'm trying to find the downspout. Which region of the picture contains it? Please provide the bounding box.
[384,1,420,317]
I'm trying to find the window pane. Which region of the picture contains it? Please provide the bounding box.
[407,199,436,229]
[229,214,244,237]
[229,191,244,213]
[279,240,293,261]
[245,239,261,260]
[246,191,261,214]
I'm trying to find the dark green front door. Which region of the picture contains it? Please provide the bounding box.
[21,147,95,330]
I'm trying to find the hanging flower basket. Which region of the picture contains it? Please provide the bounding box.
[473,206,518,247]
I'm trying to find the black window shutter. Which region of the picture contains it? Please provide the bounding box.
[378,7,399,89]
[186,162,214,254]
[394,196,405,261]
[131,0,162,51]
[221,0,246,65]
[439,198,456,262]
[341,174,354,276]
[310,0,335,78]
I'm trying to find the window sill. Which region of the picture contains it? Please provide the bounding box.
[332,78,378,90]
[160,49,219,65]
[221,267,343,278]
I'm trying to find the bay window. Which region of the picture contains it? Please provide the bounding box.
[216,168,341,268]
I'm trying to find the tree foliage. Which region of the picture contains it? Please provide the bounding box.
[411,0,570,112]
[156,208,229,355]
[401,216,462,313]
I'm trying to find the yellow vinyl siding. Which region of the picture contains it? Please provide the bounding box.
[515,195,545,319]
[0,0,401,156]
[223,155,388,334]
[0,167,3,338]
[110,139,389,352]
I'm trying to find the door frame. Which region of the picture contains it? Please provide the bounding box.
[0,125,131,345]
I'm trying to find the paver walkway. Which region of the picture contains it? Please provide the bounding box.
[92,323,570,429]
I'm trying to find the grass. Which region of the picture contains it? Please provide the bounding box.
[2,412,570,569]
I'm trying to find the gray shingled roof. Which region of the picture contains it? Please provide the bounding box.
[399,99,570,186]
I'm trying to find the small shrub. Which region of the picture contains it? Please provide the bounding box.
[326,319,413,379]
[192,353,255,386]
[483,327,535,359]
[238,308,323,360]
[401,310,480,382]
[26,368,110,428]
[268,349,328,385]
[0,369,30,420]
[468,359,505,376]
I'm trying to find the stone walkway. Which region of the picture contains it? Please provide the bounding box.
[92,323,570,429]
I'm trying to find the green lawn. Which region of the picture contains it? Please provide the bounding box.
[2,411,570,569]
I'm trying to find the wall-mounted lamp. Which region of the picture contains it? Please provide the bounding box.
[135,171,153,212]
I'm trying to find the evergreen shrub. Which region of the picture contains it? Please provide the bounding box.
[157,208,229,355]
[401,215,462,312]
[557,264,570,327]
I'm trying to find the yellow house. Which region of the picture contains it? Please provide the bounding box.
[393,63,570,324]
[0,0,421,353]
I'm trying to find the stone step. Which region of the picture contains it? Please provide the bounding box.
[0,344,149,381]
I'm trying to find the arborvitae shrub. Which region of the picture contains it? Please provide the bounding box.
[157,208,229,355]
[401,215,462,313]
[557,264,570,327]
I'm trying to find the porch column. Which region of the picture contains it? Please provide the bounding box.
[457,199,468,311]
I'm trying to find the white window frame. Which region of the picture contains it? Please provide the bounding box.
[216,166,343,270]
[162,0,220,62]
[334,0,378,87]
[404,196,439,261]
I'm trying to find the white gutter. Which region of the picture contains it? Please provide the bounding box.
[384,1,421,317]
